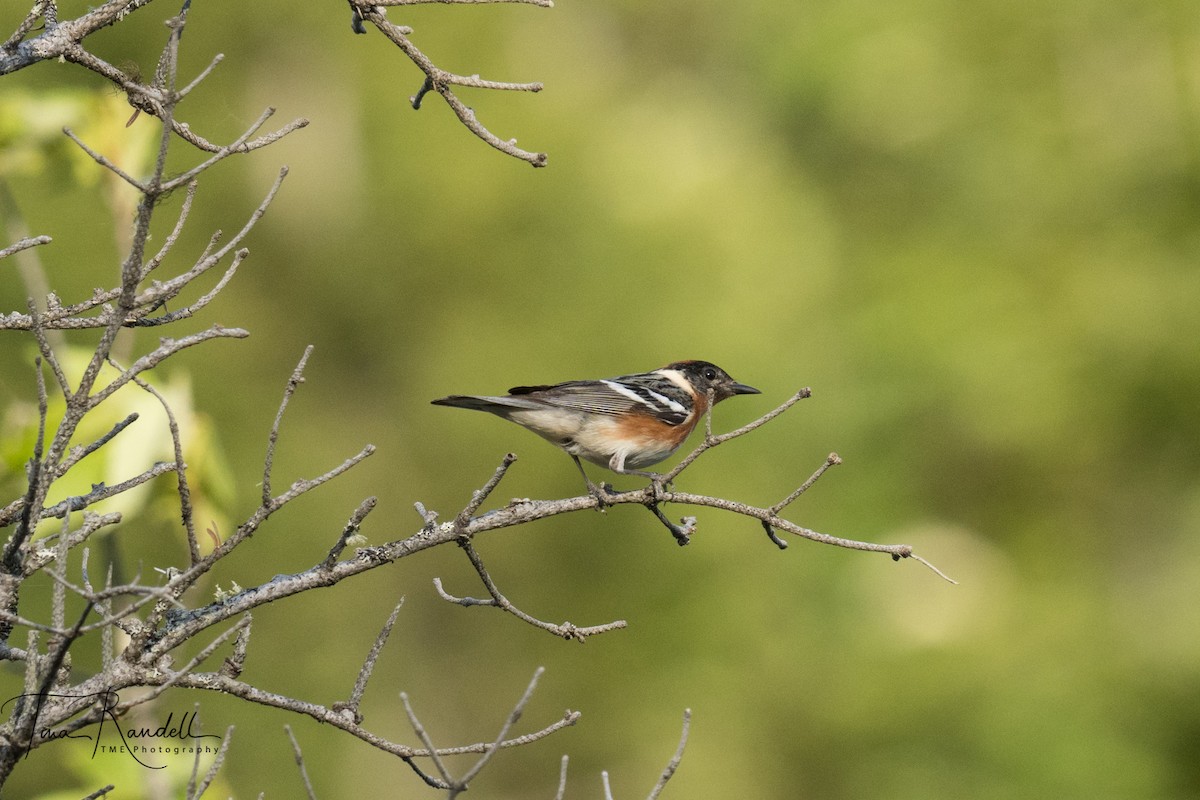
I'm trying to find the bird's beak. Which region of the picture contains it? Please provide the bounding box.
[731,382,760,395]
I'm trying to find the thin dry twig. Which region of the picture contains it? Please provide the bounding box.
[338,597,405,723]
[351,3,549,166]
[324,496,379,567]
[662,388,812,484]
[264,346,314,505]
[455,452,517,530]
[434,537,628,642]
[186,725,234,800]
[647,709,691,800]
[284,725,319,800]
[0,236,52,260]
[400,691,453,786]
[554,755,569,800]
[118,361,201,565]
[454,667,546,794]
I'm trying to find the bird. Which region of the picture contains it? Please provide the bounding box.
[431,360,760,493]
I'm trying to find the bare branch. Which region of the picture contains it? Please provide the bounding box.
[284,725,320,800]
[662,388,812,484]
[264,346,314,505]
[178,52,225,98]
[2,165,288,334]
[761,451,842,549]
[142,180,198,279]
[434,538,628,641]
[323,496,379,567]
[119,365,201,564]
[554,755,569,800]
[338,597,405,722]
[185,725,235,800]
[455,452,517,529]
[0,4,48,53]
[0,0,156,75]
[353,5,548,167]
[31,463,174,527]
[54,412,140,480]
[0,236,52,260]
[453,667,545,794]
[159,668,579,764]
[62,127,145,191]
[400,692,454,786]
[161,107,296,193]
[86,325,250,409]
[647,709,690,800]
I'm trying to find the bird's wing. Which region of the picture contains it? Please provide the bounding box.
[508,378,692,426]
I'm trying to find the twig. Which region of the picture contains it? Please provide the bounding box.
[761,451,842,549]
[661,388,812,484]
[284,725,319,800]
[0,236,52,260]
[186,725,234,800]
[14,601,94,754]
[62,128,144,191]
[264,346,314,505]
[646,709,690,800]
[86,326,251,409]
[2,356,49,633]
[118,363,201,565]
[434,539,628,641]
[130,442,378,659]
[770,452,842,516]
[353,5,548,166]
[403,667,555,798]
[400,692,453,785]
[0,168,288,334]
[455,453,517,530]
[54,412,140,480]
[554,755,569,800]
[454,667,546,792]
[141,180,198,280]
[32,461,177,524]
[323,496,378,567]
[220,614,251,679]
[339,598,405,723]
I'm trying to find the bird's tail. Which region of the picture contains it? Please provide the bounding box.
[430,395,544,414]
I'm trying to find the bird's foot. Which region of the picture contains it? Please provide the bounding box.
[585,478,615,511]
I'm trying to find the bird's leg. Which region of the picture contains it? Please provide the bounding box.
[607,454,670,494]
[607,455,689,544]
[572,455,613,510]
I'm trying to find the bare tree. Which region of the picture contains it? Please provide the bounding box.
[0,2,953,796]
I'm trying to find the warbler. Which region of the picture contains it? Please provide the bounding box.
[431,360,760,484]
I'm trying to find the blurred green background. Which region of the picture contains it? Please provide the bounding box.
[3,0,1200,797]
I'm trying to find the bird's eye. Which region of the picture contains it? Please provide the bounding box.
[704,367,717,380]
